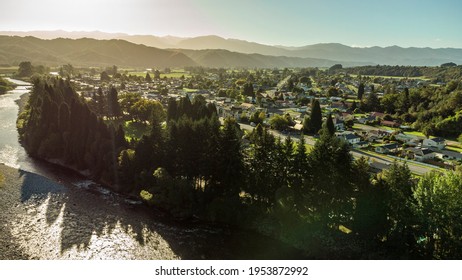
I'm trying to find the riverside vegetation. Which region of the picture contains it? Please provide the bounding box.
[16,75,462,259]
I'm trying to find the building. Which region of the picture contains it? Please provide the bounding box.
[434,150,462,162]
[354,141,370,149]
[423,137,446,150]
[406,147,435,162]
[395,133,421,146]
[381,120,400,128]
[339,133,361,145]
[375,143,400,154]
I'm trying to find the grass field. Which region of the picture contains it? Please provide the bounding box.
[350,74,430,81]
[160,72,191,78]
[127,70,191,79]
[404,131,426,138]
[0,66,18,75]
[126,71,147,77]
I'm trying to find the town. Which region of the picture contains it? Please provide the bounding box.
[51,63,462,176]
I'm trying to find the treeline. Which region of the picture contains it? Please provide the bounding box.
[343,65,424,77]
[17,77,127,186]
[343,65,462,81]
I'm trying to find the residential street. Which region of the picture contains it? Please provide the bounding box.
[238,123,437,175]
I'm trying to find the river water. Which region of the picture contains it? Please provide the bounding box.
[0,79,303,260]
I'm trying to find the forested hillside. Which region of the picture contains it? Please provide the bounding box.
[0,36,196,68]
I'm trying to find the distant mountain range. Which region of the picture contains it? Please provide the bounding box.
[0,36,359,68]
[0,36,196,68]
[1,30,462,67]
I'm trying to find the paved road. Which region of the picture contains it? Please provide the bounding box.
[237,123,436,175]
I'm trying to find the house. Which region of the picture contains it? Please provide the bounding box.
[423,137,446,150]
[375,143,400,154]
[240,103,256,112]
[370,112,385,120]
[330,102,348,112]
[406,147,435,162]
[366,130,390,141]
[395,133,416,142]
[354,141,370,149]
[381,120,400,128]
[357,115,376,124]
[330,96,343,102]
[291,123,304,132]
[339,133,361,145]
[434,150,462,162]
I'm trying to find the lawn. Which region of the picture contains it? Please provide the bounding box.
[127,71,147,77]
[127,70,191,79]
[447,146,462,153]
[404,131,426,138]
[183,88,198,93]
[376,125,399,131]
[160,72,191,79]
[347,85,358,93]
[0,66,18,75]
[346,98,360,103]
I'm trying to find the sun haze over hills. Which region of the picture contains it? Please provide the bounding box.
[1,32,462,67]
[2,0,461,48]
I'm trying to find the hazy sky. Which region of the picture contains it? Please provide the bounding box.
[2,0,461,48]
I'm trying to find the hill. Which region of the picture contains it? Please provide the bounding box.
[0,36,197,68]
[2,31,462,66]
[0,36,362,68]
[177,49,366,68]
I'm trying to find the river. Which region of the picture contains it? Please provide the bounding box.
[0,79,303,260]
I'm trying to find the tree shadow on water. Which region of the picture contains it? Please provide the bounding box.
[17,168,305,260]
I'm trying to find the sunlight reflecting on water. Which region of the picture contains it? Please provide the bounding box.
[0,145,20,169]
[9,192,180,260]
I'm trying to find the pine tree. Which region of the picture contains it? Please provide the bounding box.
[107,86,121,118]
[145,72,152,82]
[358,83,365,100]
[308,127,354,227]
[325,114,335,136]
[309,100,322,134]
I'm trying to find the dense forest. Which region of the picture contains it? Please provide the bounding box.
[357,77,462,138]
[18,76,462,259]
[341,65,462,81]
[17,77,127,186]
